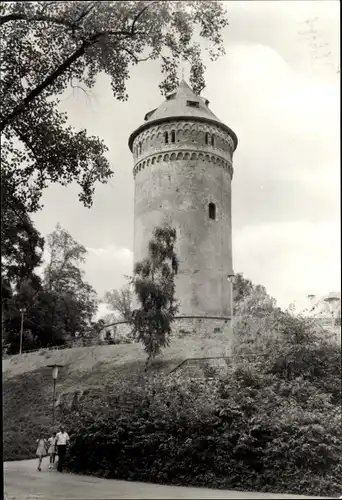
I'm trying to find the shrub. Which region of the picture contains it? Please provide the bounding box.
[62,361,342,497]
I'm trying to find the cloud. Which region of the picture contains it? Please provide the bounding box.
[233,220,341,310]
[84,245,133,297]
[86,245,133,260]
[95,302,114,321]
[203,40,339,237]
[30,1,339,309]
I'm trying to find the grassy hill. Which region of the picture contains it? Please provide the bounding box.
[3,332,231,461]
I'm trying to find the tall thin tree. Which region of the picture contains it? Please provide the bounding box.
[131,226,179,370]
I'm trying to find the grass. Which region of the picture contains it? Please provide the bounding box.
[3,332,232,461]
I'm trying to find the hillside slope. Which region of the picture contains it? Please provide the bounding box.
[3,333,231,461]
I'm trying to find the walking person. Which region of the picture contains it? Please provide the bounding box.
[56,426,70,472]
[36,432,47,471]
[47,431,57,469]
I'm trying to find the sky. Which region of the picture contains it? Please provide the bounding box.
[32,1,340,315]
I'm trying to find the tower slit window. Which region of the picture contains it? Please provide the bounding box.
[171,130,175,143]
[186,100,200,108]
[164,131,169,144]
[209,202,216,220]
[205,132,209,145]
[211,135,215,147]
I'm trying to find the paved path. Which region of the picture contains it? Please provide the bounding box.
[4,459,334,500]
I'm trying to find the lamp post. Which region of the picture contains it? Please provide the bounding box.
[19,307,26,355]
[324,293,340,342]
[227,272,235,327]
[47,364,63,428]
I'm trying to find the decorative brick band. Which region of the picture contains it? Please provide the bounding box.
[131,119,235,163]
[133,150,234,179]
[129,115,238,153]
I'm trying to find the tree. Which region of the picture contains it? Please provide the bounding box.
[235,284,278,319]
[2,220,99,352]
[131,225,179,370]
[1,205,44,351]
[43,223,98,339]
[1,277,13,349]
[1,0,229,215]
[103,285,133,322]
[44,223,84,290]
[232,273,254,306]
[231,274,341,402]
[233,272,278,318]
[1,201,44,293]
[231,274,285,372]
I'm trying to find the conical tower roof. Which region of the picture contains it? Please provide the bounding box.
[145,79,221,123]
[128,80,237,151]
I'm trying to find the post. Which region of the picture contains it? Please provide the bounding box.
[2,308,5,344]
[52,377,56,427]
[19,309,24,355]
[48,364,63,428]
[230,280,234,327]
[227,273,235,328]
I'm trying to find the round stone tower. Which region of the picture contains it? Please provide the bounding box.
[128,80,238,337]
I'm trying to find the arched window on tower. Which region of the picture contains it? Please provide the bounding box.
[139,142,142,154]
[209,202,216,220]
[171,130,175,143]
[165,131,169,144]
[211,134,215,147]
[205,132,209,145]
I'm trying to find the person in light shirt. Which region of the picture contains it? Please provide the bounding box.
[56,426,70,472]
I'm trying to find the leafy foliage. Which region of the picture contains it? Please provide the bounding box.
[3,273,342,496]
[61,345,342,496]
[4,243,341,498]
[233,273,278,317]
[0,0,228,214]
[3,223,99,353]
[43,223,98,337]
[232,272,254,305]
[57,276,341,496]
[1,201,44,292]
[1,205,45,351]
[131,226,179,369]
[103,284,133,322]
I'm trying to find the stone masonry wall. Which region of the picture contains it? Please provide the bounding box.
[132,119,235,319]
[101,316,232,354]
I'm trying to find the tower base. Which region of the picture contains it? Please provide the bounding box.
[171,316,231,336]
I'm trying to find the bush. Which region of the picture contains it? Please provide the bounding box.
[62,361,342,497]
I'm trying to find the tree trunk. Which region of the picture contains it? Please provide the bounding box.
[144,355,152,372]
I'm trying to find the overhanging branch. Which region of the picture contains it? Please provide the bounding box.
[0,1,156,132]
[0,13,79,29]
